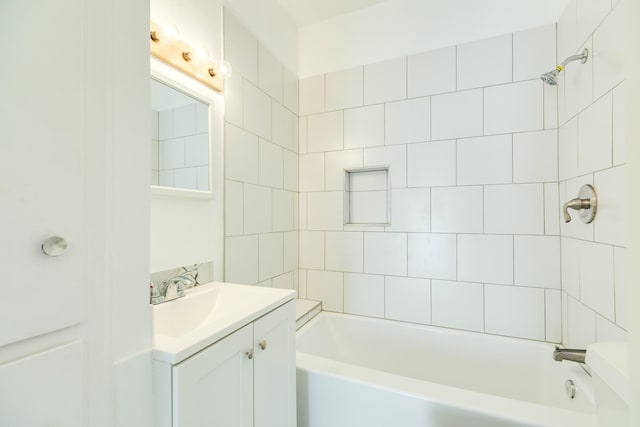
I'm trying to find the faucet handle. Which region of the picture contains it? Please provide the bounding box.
[562,184,597,224]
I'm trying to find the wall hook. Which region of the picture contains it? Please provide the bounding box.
[563,184,597,224]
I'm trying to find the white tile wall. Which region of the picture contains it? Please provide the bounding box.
[458,234,513,285]
[293,9,626,346]
[225,180,243,236]
[408,46,456,97]
[513,130,558,183]
[225,235,259,284]
[614,247,627,329]
[272,189,294,232]
[432,280,484,332]
[408,233,456,280]
[307,270,343,312]
[325,149,363,191]
[577,92,612,174]
[485,285,545,340]
[364,57,407,105]
[484,184,544,235]
[387,188,429,232]
[244,184,272,234]
[594,165,627,246]
[243,81,271,139]
[344,105,385,149]
[431,89,483,140]
[612,83,626,166]
[457,34,512,90]
[557,0,626,348]
[308,111,343,153]
[259,233,283,281]
[326,232,364,273]
[484,80,544,135]
[259,140,283,188]
[457,135,512,185]
[258,45,283,103]
[271,101,294,151]
[283,67,299,114]
[431,186,483,233]
[344,273,384,317]
[299,153,324,192]
[226,124,259,184]
[307,192,343,230]
[546,290,562,342]
[299,75,325,116]
[514,236,561,288]
[385,276,431,324]
[544,183,560,236]
[407,140,456,187]
[363,145,406,188]
[363,233,407,276]
[385,98,430,145]
[326,66,363,111]
[592,4,623,99]
[513,25,556,82]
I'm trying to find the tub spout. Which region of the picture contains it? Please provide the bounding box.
[553,346,586,364]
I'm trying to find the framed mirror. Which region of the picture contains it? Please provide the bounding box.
[150,58,223,199]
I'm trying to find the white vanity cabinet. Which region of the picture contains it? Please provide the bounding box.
[154,300,296,427]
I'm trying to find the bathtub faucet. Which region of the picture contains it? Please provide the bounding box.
[553,346,586,364]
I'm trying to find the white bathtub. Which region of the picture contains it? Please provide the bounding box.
[296,313,597,427]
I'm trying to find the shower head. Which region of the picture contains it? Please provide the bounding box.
[540,69,559,86]
[540,48,589,86]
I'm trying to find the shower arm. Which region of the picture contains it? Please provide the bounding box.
[557,48,589,71]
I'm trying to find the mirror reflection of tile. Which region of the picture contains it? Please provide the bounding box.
[150,79,209,191]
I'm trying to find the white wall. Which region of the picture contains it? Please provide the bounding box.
[297,24,562,343]
[299,0,570,77]
[556,0,627,348]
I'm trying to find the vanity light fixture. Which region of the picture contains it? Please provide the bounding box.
[150,21,225,92]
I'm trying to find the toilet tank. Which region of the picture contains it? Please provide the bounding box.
[586,342,629,426]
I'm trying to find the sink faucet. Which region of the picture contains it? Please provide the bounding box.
[553,346,587,364]
[150,273,195,305]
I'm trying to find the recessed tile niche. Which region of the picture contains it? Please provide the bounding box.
[344,167,390,225]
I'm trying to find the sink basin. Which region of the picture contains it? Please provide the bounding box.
[152,282,296,364]
[154,285,222,338]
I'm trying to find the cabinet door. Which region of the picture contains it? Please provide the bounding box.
[253,301,296,427]
[173,324,253,427]
[0,0,85,348]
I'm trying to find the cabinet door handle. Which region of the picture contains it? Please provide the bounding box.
[245,349,254,359]
[41,236,67,257]
[258,340,267,350]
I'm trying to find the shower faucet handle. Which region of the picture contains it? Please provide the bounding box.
[563,184,597,224]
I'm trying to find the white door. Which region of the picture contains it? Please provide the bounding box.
[173,324,254,427]
[0,1,86,426]
[0,0,85,346]
[254,302,296,427]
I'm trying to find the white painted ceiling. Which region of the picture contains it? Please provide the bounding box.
[276,0,389,26]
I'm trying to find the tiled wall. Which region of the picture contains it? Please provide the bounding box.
[151,103,210,191]
[557,0,627,347]
[297,25,564,342]
[223,10,300,289]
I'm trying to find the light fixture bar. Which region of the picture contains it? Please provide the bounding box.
[150,21,223,92]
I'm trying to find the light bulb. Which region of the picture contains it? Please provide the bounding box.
[151,24,180,45]
[215,60,232,78]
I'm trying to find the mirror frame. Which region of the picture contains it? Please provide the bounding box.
[150,57,224,200]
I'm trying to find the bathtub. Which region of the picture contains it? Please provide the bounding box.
[296,313,597,427]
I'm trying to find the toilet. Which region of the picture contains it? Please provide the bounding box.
[586,342,629,426]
